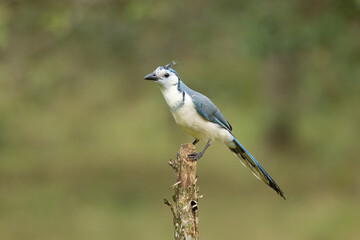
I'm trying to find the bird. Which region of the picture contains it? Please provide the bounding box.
[144,61,285,199]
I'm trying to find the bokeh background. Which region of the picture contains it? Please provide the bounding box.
[1,0,360,239]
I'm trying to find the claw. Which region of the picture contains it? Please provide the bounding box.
[187,141,210,161]
[187,152,203,161]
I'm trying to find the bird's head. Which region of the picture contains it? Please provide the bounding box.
[144,61,180,88]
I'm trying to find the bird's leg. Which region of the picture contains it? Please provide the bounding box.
[188,141,211,161]
[192,139,199,145]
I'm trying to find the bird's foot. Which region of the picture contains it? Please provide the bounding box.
[187,152,203,161]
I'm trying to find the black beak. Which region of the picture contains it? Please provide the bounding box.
[144,73,158,81]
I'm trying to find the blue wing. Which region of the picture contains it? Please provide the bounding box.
[180,82,232,131]
[192,95,232,131]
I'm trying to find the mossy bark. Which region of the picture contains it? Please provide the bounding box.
[164,143,199,240]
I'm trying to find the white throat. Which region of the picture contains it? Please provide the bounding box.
[158,83,185,112]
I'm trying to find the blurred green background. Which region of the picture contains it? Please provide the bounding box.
[1,0,360,239]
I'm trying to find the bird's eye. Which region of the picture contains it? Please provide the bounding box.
[164,73,170,78]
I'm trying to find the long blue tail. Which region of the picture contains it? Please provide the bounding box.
[228,137,285,199]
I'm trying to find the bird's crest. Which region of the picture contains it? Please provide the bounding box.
[164,61,178,69]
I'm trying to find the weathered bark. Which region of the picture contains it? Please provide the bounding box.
[164,143,200,240]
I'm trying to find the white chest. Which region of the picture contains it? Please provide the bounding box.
[159,86,208,139]
[160,86,185,111]
[160,86,198,126]
[158,85,233,143]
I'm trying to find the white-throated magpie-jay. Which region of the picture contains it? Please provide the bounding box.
[144,61,285,199]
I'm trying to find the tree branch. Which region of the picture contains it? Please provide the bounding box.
[164,143,200,240]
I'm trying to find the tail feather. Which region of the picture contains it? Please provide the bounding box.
[229,138,285,199]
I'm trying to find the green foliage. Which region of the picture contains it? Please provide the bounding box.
[0,0,359,239]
